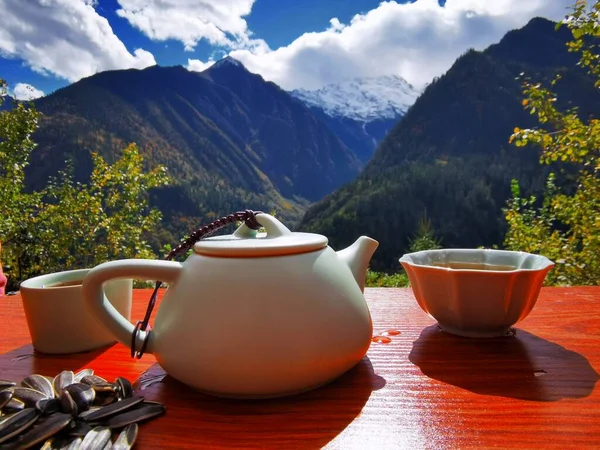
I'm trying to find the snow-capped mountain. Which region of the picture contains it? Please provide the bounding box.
[290,75,421,122]
[289,75,421,163]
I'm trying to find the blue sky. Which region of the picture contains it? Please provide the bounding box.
[0,0,574,100]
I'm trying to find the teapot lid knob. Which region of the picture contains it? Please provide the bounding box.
[233,213,291,239]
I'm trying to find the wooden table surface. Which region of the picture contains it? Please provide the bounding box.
[1,287,599,449]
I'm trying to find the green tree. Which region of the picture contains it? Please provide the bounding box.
[34,144,169,273]
[365,270,410,288]
[408,214,442,253]
[504,0,600,286]
[0,80,169,287]
[0,79,41,281]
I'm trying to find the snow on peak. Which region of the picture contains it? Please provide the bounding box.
[291,75,421,122]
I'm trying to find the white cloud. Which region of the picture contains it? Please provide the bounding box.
[115,0,267,52]
[11,83,45,100]
[0,0,156,82]
[0,0,578,92]
[186,59,215,72]
[226,0,576,90]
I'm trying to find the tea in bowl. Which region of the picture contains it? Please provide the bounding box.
[20,269,132,354]
[399,249,554,338]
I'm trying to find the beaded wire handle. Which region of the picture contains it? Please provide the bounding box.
[131,209,264,358]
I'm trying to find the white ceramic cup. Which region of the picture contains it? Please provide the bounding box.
[20,268,132,354]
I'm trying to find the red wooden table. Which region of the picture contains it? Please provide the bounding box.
[1,287,599,449]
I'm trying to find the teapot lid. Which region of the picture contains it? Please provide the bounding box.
[193,213,328,257]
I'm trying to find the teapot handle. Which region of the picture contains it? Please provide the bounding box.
[82,259,182,355]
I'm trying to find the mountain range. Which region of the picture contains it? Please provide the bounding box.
[299,17,600,272]
[25,57,367,241]
[5,16,593,269]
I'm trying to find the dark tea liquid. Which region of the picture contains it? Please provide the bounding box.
[431,262,516,271]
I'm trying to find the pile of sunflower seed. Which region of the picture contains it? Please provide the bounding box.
[0,369,165,449]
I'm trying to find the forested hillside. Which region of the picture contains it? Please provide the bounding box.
[299,17,600,272]
[26,59,361,243]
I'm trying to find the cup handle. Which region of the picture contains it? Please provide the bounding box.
[82,259,183,354]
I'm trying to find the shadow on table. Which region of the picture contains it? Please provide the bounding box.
[409,325,600,401]
[133,356,385,449]
[0,343,112,382]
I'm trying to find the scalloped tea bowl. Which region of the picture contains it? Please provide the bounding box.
[399,249,554,338]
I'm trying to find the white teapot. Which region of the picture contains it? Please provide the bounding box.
[82,213,378,398]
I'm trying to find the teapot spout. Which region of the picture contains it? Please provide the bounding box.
[336,236,379,293]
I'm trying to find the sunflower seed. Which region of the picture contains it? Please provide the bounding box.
[0,408,39,444]
[62,436,84,450]
[59,390,78,416]
[0,391,12,410]
[11,387,47,407]
[36,398,61,415]
[0,382,15,391]
[0,371,165,448]
[139,401,164,407]
[81,377,118,406]
[4,413,72,449]
[40,437,56,450]
[81,396,144,422]
[92,389,118,407]
[105,403,166,429]
[77,407,102,420]
[63,383,95,413]
[53,371,74,396]
[115,377,133,399]
[74,369,95,383]
[2,399,24,413]
[41,435,83,450]
[89,383,117,395]
[67,420,92,437]
[80,375,108,386]
[80,426,111,450]
[112,423,138,450]
[22,374,55,398]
